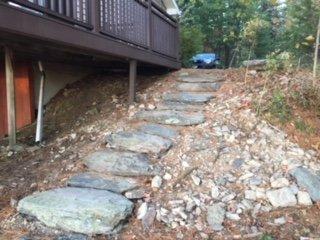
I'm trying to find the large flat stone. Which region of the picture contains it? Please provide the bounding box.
[163,92,214,104]
[292,167,320,201]
[135,110,205,126]
[179,76,225,83]
[18,188,133,235]
[176,82,221,92]
[157,102,204,112]
[139,124,179,139]
[106,132,172,154]
[85,150,156,176]
[67,172,139,193]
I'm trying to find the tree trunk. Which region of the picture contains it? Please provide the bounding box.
[313,15,320,84]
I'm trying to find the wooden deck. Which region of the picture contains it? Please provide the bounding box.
[0,0,181,69]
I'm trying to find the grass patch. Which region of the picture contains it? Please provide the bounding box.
[294,118,315,134]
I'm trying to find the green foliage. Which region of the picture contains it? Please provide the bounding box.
[266,51,294,73]
[178,0,320,68]
[268,90,292,124]
[260,234,274,240]
[281,0,319,59]
[180,26,204,67]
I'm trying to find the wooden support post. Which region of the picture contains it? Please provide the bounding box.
[129,60,137,105]
[4,46,16,149]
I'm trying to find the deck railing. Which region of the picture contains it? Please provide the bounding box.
[4,0,179,60]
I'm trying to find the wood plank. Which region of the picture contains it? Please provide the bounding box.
[14,62,35,129]
[0,58,8,138]
[129,60,137,104]
[5,46,16,148]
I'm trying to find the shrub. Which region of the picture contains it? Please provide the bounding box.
[266,51,294,73]
[268,90,292,124]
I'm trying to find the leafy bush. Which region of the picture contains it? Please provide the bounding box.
[180,26,204,67]
[266,51,294,73]
[268,90,292,124]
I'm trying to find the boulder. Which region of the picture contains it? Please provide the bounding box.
[163,92,214,104]
[67,172,138,193]
[135,110,205,126]
[18,188,133,235]
[291,167,320,202]
[106,132,172,154]
[85,150,156,176]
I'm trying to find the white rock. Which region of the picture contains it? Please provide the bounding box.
[271,178,290,188]
[191,175,201,186]
[239,173,254,181]
[297,191,313,206]
[151,176,162,188]
[226,212,241,221]
[222,193,236,203]
[256,188,266,199]
[207,204,226,231]
[274,217,286,225]
[147,104,156,110]
[137,202,148,220]
[266,187,297,208]
[163,173,172,180]
[211,186,220,199]
[245,190,257,200]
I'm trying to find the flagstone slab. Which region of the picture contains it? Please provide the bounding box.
[85,150,156,176]
[157,102,204,111]
[106,132,172,154]
[139,124,179,139]
[163,92,214,104]
[67,172,139,193]
[176,82,221,92]
[135,110,205,126]
[179,76,225,83]
[18,187,133,235]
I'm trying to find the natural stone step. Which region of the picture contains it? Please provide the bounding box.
[18,187,133,235]
[106,132,172,154]
[67,172,139,193]
[178,76,225,83]
[85,150,157,176]
[135,110,205,126]
[291,167,320,201]
[157,102,204,112]
[139,124,179,139]
[176,82,221,92]
[163,92,214,104]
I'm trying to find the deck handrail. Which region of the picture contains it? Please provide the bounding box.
[2,0,180,60]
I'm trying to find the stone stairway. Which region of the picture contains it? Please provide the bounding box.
[17,73,225,236]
